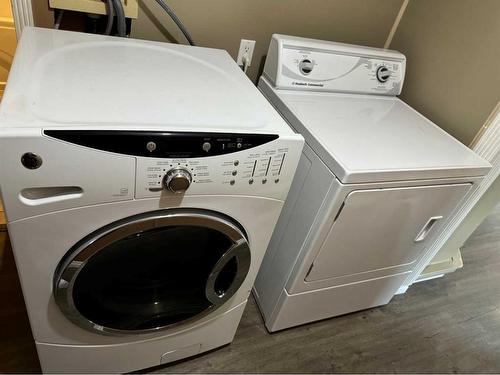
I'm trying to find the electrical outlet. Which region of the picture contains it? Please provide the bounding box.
[237,39,256,67]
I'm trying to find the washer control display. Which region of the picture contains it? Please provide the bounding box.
[44,131,279,158]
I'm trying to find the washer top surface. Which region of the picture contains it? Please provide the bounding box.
[0,27,294,136]
[261,78,490,183]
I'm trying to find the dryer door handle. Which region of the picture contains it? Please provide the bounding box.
[205,239,251,306]
[414,216,443,243]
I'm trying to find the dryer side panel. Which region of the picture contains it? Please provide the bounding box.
[253,142,339,319]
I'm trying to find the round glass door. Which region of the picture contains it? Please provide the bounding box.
[53,209,251,335]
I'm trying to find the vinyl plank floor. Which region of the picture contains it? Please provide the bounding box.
[0,234,41,373]
[1,205,499,374]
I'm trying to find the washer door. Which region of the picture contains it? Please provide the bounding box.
[53,209,251,335]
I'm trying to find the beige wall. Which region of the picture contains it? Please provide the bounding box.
[390,0,500,145]
[32,0,54,28]
[131,0,404,82]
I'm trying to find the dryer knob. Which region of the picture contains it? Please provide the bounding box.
[299,59,314,75]
[376,66,391,83]
[164,168,192,193]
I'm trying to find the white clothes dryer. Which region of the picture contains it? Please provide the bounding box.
[0,28,303,372]
[254,34,490,332]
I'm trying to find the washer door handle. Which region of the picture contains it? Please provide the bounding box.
[205,239,251,306]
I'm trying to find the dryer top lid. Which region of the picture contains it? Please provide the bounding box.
[260,77,491,183]
[0,27,295,136]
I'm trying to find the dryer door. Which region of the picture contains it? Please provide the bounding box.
[53,209,250,335]
[304,183,472,283]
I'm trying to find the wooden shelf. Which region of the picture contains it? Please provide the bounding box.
[0,199,6,231]
[49,0,138,19]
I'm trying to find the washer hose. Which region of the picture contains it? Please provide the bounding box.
[154,0,195,46]
[104,0,114,35]
[112,0,126,37]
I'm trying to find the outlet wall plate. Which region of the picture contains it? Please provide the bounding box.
[237,39,256,67]
[49,0,138,19]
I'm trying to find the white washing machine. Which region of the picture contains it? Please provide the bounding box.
[0,28,303,372]
[254,35,491,332]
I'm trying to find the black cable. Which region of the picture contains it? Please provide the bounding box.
[112,0,126,37]
[54,9,64,29]
[154,0,195,46]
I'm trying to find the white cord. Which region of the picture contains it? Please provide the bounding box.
[242,55,250,74]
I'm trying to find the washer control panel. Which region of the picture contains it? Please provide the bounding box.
[136,138,297,200]
[42,130,303,202]
[44,130,278,158]
[263,35,406,96]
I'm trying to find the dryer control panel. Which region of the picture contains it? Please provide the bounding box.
[263,34,406,96]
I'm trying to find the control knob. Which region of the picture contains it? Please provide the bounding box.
[376,66,391,83]
[299,59,314,75]
[164,168,192,193]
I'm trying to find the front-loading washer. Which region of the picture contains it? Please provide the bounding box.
[0,28,303,372]
[253,34,491,332]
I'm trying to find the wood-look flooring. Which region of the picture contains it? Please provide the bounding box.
[0,231,41,373]
[1,205,499,373]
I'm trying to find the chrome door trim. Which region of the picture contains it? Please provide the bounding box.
[53,208,250,336]
[205,238,251,305]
